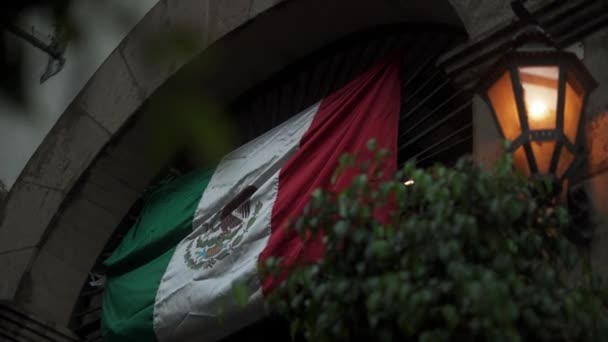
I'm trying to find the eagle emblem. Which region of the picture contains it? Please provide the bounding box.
[184,186,262,270]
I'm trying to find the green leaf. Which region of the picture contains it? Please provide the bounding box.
[441,305,459,328]
[339,153,350,168]
[371,240,389,259]
[376,148,389,161]
[232,283,249,306]
[367,138,377,151]
[354,174,368,188]
[290,321,300,340]
[333,220,349,237]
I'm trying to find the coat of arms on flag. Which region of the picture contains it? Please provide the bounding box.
[184,186,262,270]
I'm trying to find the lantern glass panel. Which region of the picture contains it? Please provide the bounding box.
[519,66,559,130]
[488,71,522,140]
[564,72,585,144]
[513,145,530,176]
[556,146,575,178]
[530,140,556,174]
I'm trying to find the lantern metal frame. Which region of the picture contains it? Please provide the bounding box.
[478,28,598,181]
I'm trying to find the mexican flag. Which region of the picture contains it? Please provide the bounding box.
[101,57,401,342]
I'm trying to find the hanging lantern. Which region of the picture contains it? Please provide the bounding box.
[479,27,597,182]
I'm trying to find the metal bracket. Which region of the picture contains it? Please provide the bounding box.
[5,24,67,83]
[565,42,585,60]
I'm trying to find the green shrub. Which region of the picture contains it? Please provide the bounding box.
[265,147,608,342]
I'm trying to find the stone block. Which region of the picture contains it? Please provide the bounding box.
[584,170,608,230]
[78,168,141,221]
[15,249,85,326]
[208,0,252,40]
[0,304,78,342]
[448,0,547,37]
[590,226,608,281]
[587,113,608,175]
[20,104,111,191]
[166,0,211,44]
[582,29,608,118]
[0,182,63,252]
[448,0,513,37]
[0,248,36,301]
[249,0,284,18]
[0,181,6,205]
[120,0,213,97]
[79,52,145,134]
[36,195,119,275]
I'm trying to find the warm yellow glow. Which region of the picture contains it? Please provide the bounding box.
[513,146,530,176]
[520,66,558,130]
[488,72,522,141]
[404,179,415,186]
[528,99,549,120]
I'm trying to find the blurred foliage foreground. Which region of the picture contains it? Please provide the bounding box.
[263,143,608,342]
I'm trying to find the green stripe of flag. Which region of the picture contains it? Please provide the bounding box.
[101,169,215,342]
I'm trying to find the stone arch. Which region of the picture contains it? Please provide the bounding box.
[0,0,469,333]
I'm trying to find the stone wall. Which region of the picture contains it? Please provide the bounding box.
[0,304,79,342]
[448,0,547,38]
[585,113,608,277]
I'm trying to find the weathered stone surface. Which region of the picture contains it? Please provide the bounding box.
[590,218,608,281]
[448,0,512,37]
[0,180,6,206]
[14,249,84,326]
[36,196,118,274]
[20,105,111,191]
[584,170,608,228]
[166,0,211,44]
[583,171,608,281]
[250,0,284,18]
[0,248,36,301]
[120,0,214,97]
[472,95,503,169]
[13,194,124,325]
[208,0,252,40]
[0,303,79,342]
[11,154,153,325]
[583,29,608,279]
[582,29,608,120]
[448,0,548,37]
[0,182,63,253]
[78,168,141,219]
[79,52,145,134]
[587,113,608,175]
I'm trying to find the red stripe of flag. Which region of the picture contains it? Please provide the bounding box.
[260,55,402,294]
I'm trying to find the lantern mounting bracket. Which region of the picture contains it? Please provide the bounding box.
[511,0,539,27]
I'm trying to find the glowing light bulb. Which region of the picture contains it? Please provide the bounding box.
[528,99,548,120]
[404,179,415,186]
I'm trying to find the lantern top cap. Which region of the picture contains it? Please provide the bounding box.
[511,24,556,51]
[477,23,598,93]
